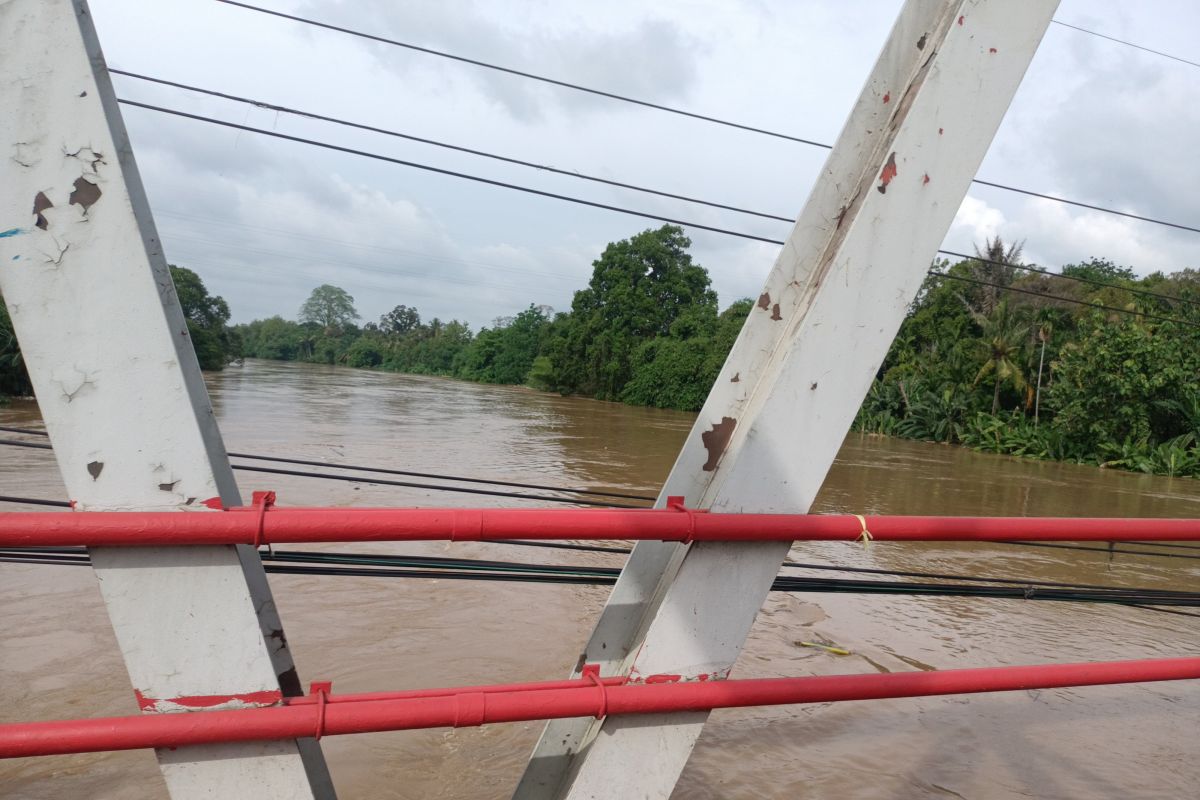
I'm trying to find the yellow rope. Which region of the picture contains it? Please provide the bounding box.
[853,513,873,549]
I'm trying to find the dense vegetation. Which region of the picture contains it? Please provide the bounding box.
[6,226,1200,481]
[237,226,749,409]
[856,240,1200,477]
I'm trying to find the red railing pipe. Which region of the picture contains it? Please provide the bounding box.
[1,504,1199,547]
[2,657,1196,758]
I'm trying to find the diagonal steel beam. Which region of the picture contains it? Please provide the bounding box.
[513,1,1059,797]
[0,1,333,796]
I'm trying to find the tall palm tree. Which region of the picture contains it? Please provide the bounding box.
[972,300,1029,414]
[972,236,1025,316]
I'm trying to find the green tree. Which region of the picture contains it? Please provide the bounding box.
[557,225,717,399]
[0,293,32,399]
[169,265,240,370]
[970,236,1025,316]
[379,304,420,336]
[972,300,1029,414]
[1049,315,1200,452]
[299,285,359,333]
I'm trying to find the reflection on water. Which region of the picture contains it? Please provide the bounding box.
[2,359,1197,799]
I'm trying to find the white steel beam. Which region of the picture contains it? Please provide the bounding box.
[0,1,333,797]
[514,1,1059,797]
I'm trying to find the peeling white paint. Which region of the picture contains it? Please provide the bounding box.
[515,2,1060,798]
[0,2,332,797]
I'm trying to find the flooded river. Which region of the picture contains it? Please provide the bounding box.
[2,359,1198,799]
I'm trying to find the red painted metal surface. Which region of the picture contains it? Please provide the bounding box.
[2,658,1196,759]
[2,503,1200,547]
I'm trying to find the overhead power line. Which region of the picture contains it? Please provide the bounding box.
[211,0,1200,237]
[1051,19,1200,70]
[928,270,1200,330]
[118,99,784,247]
[936,248,1200,310]
[111,70,794,225]
[0,427,654,508]
[118,100,1200,329]
[209,0,832,150]
[3,545,1199,615]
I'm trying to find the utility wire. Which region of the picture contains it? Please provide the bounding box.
[1051,19,1200,70]
[3,545,1198,614]
[475,535,1200,565]
[114,101,1200,330]
[929,270,1200,330]
[936,249,1200,311]
[110,70,794,225]
[212,0,1200,237]
[0,426,655,505]
[117,99,784,246]
[229,462,644,507]
[0,495,71,509]
[209,0,832,150]
[158,207,1195,308]
[227,451,654,501]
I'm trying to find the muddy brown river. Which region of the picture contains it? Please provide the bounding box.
[2,359,1198,799]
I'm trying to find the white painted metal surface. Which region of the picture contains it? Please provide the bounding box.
[0,1,333,796]
[515,1,1059,797]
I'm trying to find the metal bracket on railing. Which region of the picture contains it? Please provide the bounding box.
[309,681,333,740]
[251,491,276,550]
[666,495,697,544]
[580,664,608,719]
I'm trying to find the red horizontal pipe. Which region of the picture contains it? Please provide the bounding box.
[1,657,1196,759]
[1,504,1199,547]
[285,674,627,706]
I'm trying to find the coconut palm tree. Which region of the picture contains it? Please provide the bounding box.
[971,236,1026,316]
[972,300,1029,414]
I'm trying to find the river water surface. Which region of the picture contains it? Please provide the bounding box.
[2,359,1198,799]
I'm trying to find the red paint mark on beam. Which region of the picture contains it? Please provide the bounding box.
[958,15,964,25]
[938,127,944,135]
[876,152,898,194]
[923,174,930,185]
[883,91,891,104]
[989,47,998,54]
[134,689,282,713]
[643,674,683,684]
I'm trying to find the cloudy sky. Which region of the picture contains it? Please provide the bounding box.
[87,0,1200,327]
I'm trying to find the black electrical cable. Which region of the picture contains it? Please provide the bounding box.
[112,103,1200,330]
[229,462,644,508]
[110,70,794,225]
[1050,19,1200,70]
[4,546,1198,614]
[112,72,1200,305]
[226,451,655,502]
[213,0,1200,237]
[0,438,52,451]
[117,99,785,247]
[929,270,1200,330]
[0,495,71,509]
[0,426,48,436]
[0,426,655,506]
[209,0,833,150]
[936,249,1200,311]
[1004,540,1200,560]
[477,535,1200,564]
